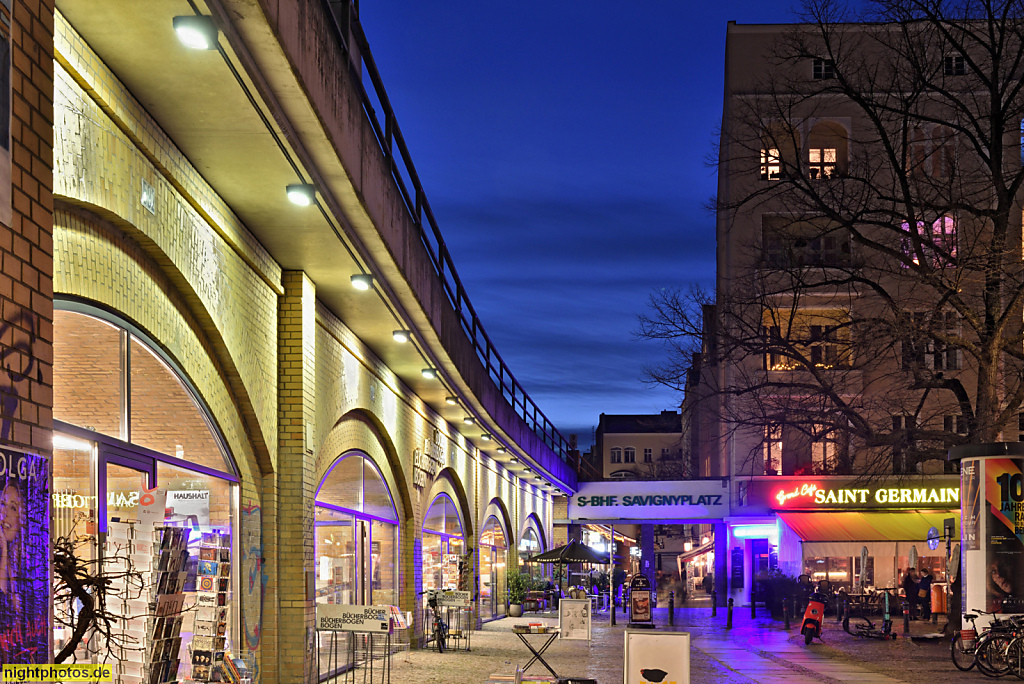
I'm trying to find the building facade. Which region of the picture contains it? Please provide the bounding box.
[0,1,576,682]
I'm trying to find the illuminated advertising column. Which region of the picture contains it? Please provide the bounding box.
[951,444,1024,627]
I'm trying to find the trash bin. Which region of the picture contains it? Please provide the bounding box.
[931,582,947,614]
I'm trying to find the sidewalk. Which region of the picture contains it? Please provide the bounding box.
[381,603,986,683]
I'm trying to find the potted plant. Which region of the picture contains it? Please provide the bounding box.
[507,568,530,617]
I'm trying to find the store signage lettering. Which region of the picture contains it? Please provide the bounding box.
[315,603,391,632]
[575,494,723,507]
[412,428,447,489]
[0,450,41,481]
[772,482,959,508]
[53,490,141,509]
[568,481,729,521]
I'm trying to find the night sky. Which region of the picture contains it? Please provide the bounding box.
[360,2,801,447]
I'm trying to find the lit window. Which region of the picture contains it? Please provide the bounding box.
[760,148,782,180]
[763,309,851,370]
[644,448,653,463]
[610,447,622,464]
[901,215,957,267]
[944,55,965,76]
[808,148,837,179]
[764,426,783,475]
[813,58,835,80]
[624,447,636,463]
[811,426,836,473]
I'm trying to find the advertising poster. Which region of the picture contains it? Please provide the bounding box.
[984,458,1024,613]
[624,630,690,684]
[0,448,49,663]
[963,459,981,551]
[629,574,653,624]
[166,489,211,528]
[559,598,591,641]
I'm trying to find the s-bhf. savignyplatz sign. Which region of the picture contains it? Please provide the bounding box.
[567,480,730,523]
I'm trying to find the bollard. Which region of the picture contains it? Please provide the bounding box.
[837,594,845,623]
[783,595,790,630]
[751,588,756,619]
[712,589,718,617]
[727,598,734,628]
[669,591,675,626]
[902,599,910,634]
[611,589,616,626]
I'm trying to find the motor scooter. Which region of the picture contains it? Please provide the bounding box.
[801,587,829,644]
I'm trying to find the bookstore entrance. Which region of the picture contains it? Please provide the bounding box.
[52,306,240,683]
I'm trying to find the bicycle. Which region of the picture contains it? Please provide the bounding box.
[843,588,895,640]
[420,590,448,653]
[951,609,1019,676]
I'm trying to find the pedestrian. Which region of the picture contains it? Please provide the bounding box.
[918,568,933,620]
[702,573,713,594]
[902,568,919,620]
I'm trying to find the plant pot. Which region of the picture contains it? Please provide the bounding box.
[509,603,524,617]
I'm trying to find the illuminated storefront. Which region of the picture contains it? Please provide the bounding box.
[52,307,239,683]
[736,476,960,594]
[478,514,508,620]
[518,518,545,584]
[422,494,465,593]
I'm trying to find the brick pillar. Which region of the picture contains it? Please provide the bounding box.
[276,271,316,682]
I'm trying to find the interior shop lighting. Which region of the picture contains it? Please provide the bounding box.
[684,541,693,552]
[392,330,411,343]
[445,396,459,405]
[702,535,711,545]
[286,183,316,206]
[421,367,438,379]
[731,524,777,539]
[350,274,373,290]
[173,16,219,50]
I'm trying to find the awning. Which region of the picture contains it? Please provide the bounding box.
[677,541,715,563]
[778,511,958,542]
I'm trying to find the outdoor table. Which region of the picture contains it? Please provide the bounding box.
[514,628,561,678]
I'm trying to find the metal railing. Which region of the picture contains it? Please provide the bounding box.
[321,2,571,463]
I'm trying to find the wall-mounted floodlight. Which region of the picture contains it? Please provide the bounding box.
[496,447,507,454]
[351,274,373,290]
[445,396,459,405]
[392,330,411,343]
[286,183,315,206]
[421,367,438,379]
[481,433,492,441]
[173,15,218,50]
[463,416,475,425]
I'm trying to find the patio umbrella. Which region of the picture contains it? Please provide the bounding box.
[526,540,609,595]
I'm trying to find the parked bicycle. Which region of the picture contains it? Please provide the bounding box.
[843,588,895,640]
[950,609,1021,676]
[420,590,449,653]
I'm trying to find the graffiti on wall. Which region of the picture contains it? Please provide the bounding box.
[241,500,267,682]
[0,311,43,443]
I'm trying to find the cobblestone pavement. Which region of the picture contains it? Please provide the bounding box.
[381,601,994,683]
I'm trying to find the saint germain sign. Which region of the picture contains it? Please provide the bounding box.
[746,476,960,511]
[567,481,729,521]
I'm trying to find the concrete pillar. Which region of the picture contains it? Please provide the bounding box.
[276,271,317,683]
[641,524,656,586]
[714,522,728,602]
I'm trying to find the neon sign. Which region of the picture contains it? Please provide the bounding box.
[766,480,960,509]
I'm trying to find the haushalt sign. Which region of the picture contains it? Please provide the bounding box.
[568,481,729,521]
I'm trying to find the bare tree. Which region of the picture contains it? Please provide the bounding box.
[644,0,1024,478]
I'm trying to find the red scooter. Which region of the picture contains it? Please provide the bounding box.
[801,587,829,645]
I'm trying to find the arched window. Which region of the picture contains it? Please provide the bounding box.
[479,515,508,619]
[807,121,848,179]
[422,493,465,593]
[518,522,545,583]
[610,447,622,464]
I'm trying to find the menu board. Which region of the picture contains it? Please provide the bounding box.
[558,599,591,641]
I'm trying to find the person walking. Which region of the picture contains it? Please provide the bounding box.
[918,568,933,620]
[902,568,920,620]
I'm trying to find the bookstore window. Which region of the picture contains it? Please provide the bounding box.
[518,521,545,584]
[422,493,465,594]
[51,306,238,683]
[479,514,508,620]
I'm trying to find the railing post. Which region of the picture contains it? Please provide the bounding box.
[727,598,734,629]
[669,591,675,626]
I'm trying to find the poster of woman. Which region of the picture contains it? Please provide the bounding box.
[984,458,1024,613]
[0,448,48,663]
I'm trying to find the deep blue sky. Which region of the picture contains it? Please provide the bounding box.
[360,2,802,447]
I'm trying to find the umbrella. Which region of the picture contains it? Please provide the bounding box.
[526,539,609,565]
[526,540,610,597]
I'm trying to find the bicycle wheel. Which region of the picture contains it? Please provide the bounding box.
[1005,637,1024,679]
[951,632,977,672]
[435,624,445,653]
[977,633,1014,677]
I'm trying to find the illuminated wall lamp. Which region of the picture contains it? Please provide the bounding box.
[392,330,411,343]
[463,416,475,425]
[445,396,459,405]
[286,183,315,206]
[481,433,492,441]
[421,367,438,379]
[731,524,777,540]
[496,447,507,454]
[173,15,218,50]
[351,274,373,290]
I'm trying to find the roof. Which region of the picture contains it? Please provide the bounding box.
[597,411,681,435]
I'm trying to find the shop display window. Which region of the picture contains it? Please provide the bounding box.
[518,525,543,583]
[479,515,508,619]
[422,494,465,594]
[52,307,239,684]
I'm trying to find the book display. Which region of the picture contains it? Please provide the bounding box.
[187,531,232,682]
[147,526,190,684]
